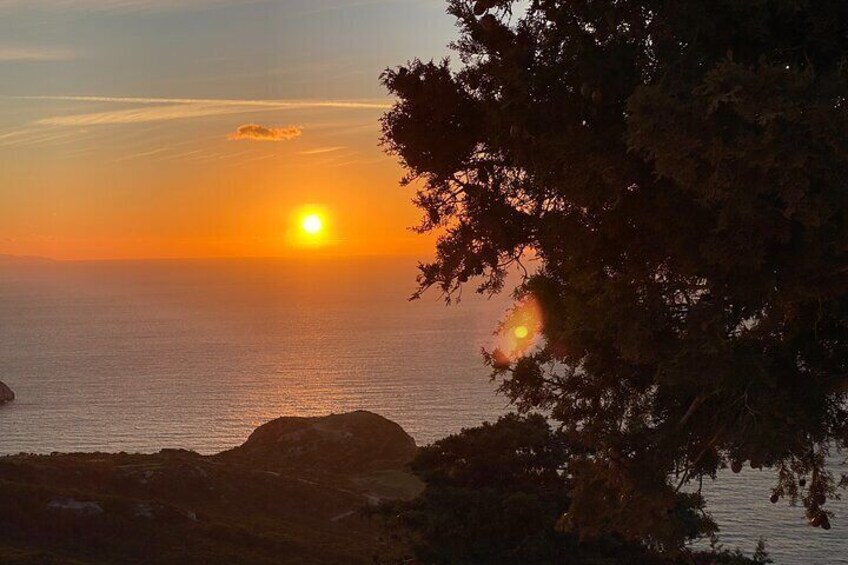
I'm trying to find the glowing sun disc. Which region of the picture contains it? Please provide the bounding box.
[302,214,323,235]
[514,325,530,339]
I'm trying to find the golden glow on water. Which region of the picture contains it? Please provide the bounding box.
[0,258,513,453]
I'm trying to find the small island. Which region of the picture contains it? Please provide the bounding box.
[0,381,14,404]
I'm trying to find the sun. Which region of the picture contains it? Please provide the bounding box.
[290,206,331,248]
[514,325,530,339]
[301,214,324,235]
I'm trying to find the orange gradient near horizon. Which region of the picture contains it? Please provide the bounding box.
[0,137,439,261]
[0,0,463,263]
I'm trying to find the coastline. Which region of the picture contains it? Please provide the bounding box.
[0,411,423,564]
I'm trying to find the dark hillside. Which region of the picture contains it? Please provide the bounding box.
[0,411,423,564]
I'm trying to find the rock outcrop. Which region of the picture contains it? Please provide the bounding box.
[218,410,418,473]
[0,381,13,404]
[47,498,104,516]
[0,411,421,564]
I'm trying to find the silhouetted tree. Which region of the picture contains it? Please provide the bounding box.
[381,415,770,564]
[382,0,848,550]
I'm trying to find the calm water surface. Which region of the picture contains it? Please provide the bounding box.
[0,258,844,563]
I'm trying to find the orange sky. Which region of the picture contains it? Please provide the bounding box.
[0,1,454,261]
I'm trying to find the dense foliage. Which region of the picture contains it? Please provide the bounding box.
[381,0,848,550]
[382,415,769,564]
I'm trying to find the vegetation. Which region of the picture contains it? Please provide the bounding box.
[381,0,848,558]
[0,412,422,564]
[381,415,771,564]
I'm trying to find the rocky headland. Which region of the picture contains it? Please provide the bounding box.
[0,381,14,404]
[0,411,423,564]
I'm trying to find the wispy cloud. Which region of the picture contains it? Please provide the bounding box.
[0,129,29,141]
[19,95,392,110]
[0,0,413,14]
[301,0,407,16]
[0,127,79,147]
[297,146,345,155]
[0,94,389,157]
[113,147,169,162]
[0,0,260,13]
[0,44,77,61]
[34,103,254,126]
[228,123,302,142]
[14,95,392,128]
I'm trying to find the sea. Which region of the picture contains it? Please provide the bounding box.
[0,257,844,564]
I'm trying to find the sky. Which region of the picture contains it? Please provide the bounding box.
[0,0,457,260]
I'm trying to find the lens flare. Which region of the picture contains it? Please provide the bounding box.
[493,295,544,364]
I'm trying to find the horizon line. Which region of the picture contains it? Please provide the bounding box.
[0,251,433,263]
